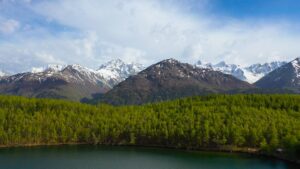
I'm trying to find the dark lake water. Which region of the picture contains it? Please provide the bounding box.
[0,145,298,169]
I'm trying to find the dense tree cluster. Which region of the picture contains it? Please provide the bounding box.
[0,94,299,160]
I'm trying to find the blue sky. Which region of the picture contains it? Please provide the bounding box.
[1,0,300,73]
[210,0,300,19]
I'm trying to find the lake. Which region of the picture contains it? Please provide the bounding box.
[0,145,298,169]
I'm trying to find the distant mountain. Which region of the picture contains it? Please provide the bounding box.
[0,64,111,101]
[255,58,300,92]
[27,59,144,88]
[30,64,67,73]
[195,61,247,81]
[96,59,145,87]
[0,58,296,102]
[0,59,144,101]
[99,59,253,105]
[195,61,286,83]
[245,61,287,81]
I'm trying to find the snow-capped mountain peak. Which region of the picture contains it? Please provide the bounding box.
[195,60,287,83]
[245,61,287,74]
[66,64,95,73]
[160,58,179,64]
[195,60,246,81]
[254,57,300,89]
[291,57,300,67]
[47,64,66,72]
[291,57,300,78]
[96,59,145,86]
[195,61,212,69]
[153,58,182,69]
[98,59,126,70]
[31,64,67,73]
[56,64,110,85]
[10,59,144,88]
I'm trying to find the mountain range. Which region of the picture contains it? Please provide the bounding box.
[255,57,300,92]
[0,60,144,101]
[195,61,286,83]
[0,59,287,83]
[0,64,109,101]
[99,59,253,105]
[0,57,299,104]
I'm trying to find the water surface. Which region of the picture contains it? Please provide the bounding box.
[0,145,298,169]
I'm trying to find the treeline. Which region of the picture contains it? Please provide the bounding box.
[0,94,299,160]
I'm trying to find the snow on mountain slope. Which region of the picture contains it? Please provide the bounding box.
[244,61,287,82]
[1,59,287,86]
[290,57,300,79]
[0,64,112,101]
[101,58,253,105]
[254,57,300,90]
[202,61,246,80]
[31,64,67,73]
[3,64,108,86]
[61,64,109,85]
[96,59,145,86]
[245,61,287,75]
[195,60,287,83]
[2,59,144,89]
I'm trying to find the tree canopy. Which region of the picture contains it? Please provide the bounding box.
[0,94,299,161]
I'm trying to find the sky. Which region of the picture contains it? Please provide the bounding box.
[1,0,300,73]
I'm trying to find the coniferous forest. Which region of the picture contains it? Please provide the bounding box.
[0,94,299,161]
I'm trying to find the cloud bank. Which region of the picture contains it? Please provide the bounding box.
[0,0,300,73]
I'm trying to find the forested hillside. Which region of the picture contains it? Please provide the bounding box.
[0,95,299,161]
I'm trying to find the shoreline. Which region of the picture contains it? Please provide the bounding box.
[0,143,299,165]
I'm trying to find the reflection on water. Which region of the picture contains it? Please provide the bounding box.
[0,145,298,169]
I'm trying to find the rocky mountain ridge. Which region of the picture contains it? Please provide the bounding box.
[255,57,300,92]
[99,58,253,105]
[195,60,287,83]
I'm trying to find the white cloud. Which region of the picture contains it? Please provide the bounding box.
[0,31,146,72]
[0,19,20,34]
[0,0,300,72]
[30,0,300,64]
